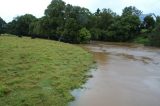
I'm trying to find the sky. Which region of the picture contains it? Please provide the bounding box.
[0,0,160,22]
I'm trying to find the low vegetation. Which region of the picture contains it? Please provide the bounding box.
[133,19,160,46]
[0,35,93,106]
[133,34,150,45]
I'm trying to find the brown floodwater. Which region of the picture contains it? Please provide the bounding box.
[70,41,160,106]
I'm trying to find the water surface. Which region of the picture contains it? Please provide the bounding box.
[70,42,160,106]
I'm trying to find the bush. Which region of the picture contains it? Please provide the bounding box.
[134,35,150,45]
[79,28,91,43]
[148,23,160,47]
[149,32,160,47]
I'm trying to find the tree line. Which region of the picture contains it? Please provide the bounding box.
[0,0,160,45]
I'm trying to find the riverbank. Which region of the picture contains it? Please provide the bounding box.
[0,35,93,106]
[133,32,160,47]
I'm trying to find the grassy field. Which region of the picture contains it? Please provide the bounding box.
[0,35,93,106]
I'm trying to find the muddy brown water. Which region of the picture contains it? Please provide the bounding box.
[70,42,160,106]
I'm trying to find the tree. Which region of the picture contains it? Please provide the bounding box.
[149,16,160,47]
[111,6,142,41]
[108,17,130,41]
[96,8,115,30]
[122,6,142,16]
[76,7,91,27]
[6,20,17,35]
[144,15,155,32]
[65,5,91,28]
[95,8,101,16]
[156,16,160,30]
[0,17,6,34]
[45,0,66,37]
[90,28,102,40]
[108,15,140,41]
[156,16,160,24]
[63,18,80,43]
[87,8,116,41]
[7,14,37,36]
[45,0,66,17]
[44,0,92,42]
[3,0,145,44]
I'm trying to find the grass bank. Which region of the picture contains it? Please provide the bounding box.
[0,35,93,106]
[133,35,150,45]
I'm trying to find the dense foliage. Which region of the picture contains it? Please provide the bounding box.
[143,16,156,32]
[149,19,160,46]
[0,17,6,34]
[6,14,37,37]
[134,15,160,47]
[0,0,159,45]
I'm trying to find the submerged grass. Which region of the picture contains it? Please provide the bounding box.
[0,35,93,106]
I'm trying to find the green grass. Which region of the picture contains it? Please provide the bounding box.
[0,35,93,106]
[133,35,150,45]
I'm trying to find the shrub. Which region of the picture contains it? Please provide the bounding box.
[79,28,91,43]
[149,32,160,47]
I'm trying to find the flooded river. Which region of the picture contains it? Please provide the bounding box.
[70,42,160,106]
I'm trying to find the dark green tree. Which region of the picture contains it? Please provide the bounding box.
[156,16,160,23]
[63,18,80,43]
[90,28,102,40]
[45,0,66,38]
[45,0,66,17]
[156,16,160,30]
[29,17,53,39]
[96,8,115,30]
[95,8,101,16]
[88,8,116,40]
[44,0,92,42]
[108,14,140,41]
[6,20,17,35]
[65,5,91,28]
[149,16,160,46]
[0,17,6,34]
[122,6,142,16]
[144,15,155,32]
[7,14,36,37]
[4,0,146,44]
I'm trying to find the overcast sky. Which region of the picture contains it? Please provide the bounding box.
[0,0,159,22]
